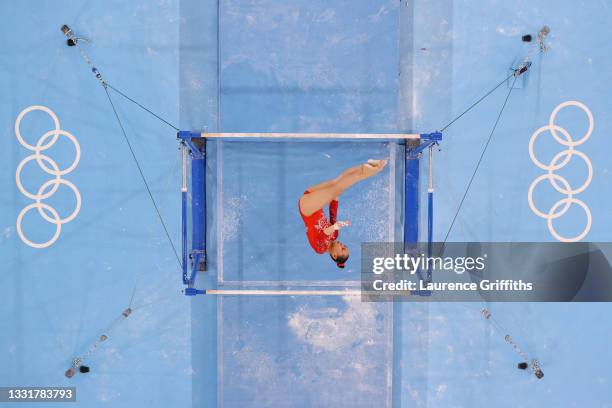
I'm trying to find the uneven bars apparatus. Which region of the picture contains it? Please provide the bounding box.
[177,130,442,297]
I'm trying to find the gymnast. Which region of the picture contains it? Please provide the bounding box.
[298,159,388,268]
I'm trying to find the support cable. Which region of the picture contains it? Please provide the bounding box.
[61,24,179,131]
[103,87,183,269]
[481,307,544,379]
[61,25,185,378]
[439,71,515,133]
[438,27,551,375]
[440,25,549,133]
[106,83,179,131]
[61,25,182,269]
[439,74,519,256]
[65,291,175,378]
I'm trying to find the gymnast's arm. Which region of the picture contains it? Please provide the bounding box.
[323,198,340,235]
[329,197,338,224]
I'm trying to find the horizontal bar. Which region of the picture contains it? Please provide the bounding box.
[217,279,361,287]
[200,132,420,140]
[205,289,366,296]
[186,288,415,297]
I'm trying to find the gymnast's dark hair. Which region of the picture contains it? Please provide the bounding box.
[332,253,349,269]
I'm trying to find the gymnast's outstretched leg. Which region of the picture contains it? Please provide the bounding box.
[299,160,387,217]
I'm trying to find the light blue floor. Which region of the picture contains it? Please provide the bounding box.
[1,1,611,407]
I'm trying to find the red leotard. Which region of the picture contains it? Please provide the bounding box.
[298,191,339,254]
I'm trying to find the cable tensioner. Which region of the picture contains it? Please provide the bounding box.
[482,308,544,380]
[61,24,90,47]
[513,61,532,77]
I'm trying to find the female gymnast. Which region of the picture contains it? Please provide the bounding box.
[298,159,388,268]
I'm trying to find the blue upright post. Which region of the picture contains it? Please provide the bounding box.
[191,139,207,281]
[404,141,420,247]
[426,145,434,283]
[404,135,440,249]
[181,143,188,284]
[405,141,429,294]
[406,136,439,296]
[427,193,433,254]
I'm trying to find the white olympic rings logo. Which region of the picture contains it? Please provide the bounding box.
[15,106,81,248]
[528,101,593,242]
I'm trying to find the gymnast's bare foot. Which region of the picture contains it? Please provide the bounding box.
[362,159,387,178]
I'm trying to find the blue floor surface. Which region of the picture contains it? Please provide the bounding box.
[1,1,611,407]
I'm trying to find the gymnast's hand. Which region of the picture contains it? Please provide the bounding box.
[333,220,351,230]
